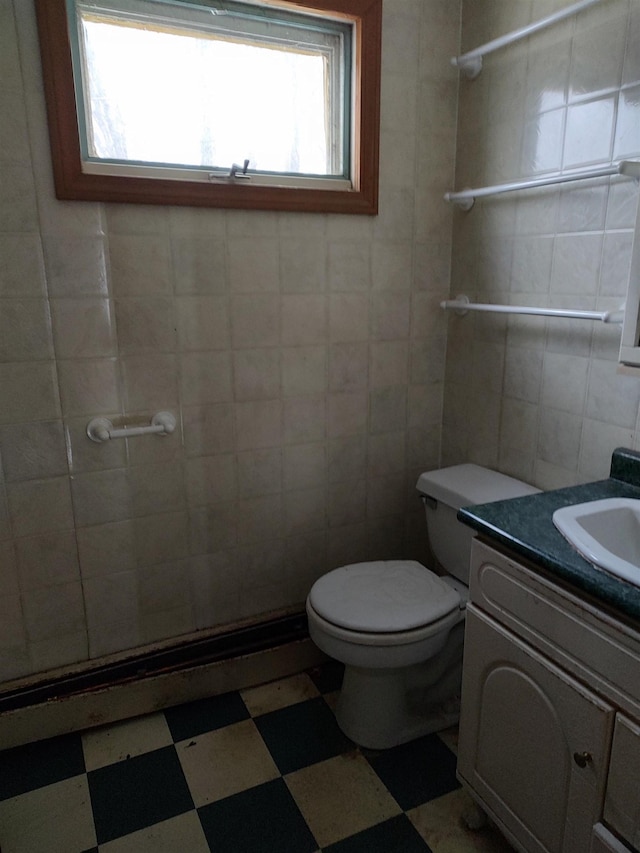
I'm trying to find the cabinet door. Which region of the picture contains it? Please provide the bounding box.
[604,714,640,849]
[458,606,614,853]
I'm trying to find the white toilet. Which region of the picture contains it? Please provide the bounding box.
[306,463,539,749]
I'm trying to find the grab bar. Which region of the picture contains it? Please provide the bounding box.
[445,161,640,210]
[441,296,625,325]
[87,411,177,443]
[452,0,604,78]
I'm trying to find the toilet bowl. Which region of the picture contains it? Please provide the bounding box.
[306,464,539,749]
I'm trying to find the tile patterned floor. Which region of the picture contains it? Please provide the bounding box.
[0,662,514,852]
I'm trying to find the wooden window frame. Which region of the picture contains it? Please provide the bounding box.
[35,0,382,215]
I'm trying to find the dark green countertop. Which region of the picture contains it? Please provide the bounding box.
[457,448,640,624]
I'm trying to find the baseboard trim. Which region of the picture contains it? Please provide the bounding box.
[0,613,326,751]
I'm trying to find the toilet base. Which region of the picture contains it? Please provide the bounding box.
[336,670,460,749]
[334,621,464,749]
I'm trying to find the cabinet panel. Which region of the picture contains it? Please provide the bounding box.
[605,714,640,849]
[470,541,640,717]
[458,606,614,853]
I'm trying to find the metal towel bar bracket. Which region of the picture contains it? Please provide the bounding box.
[87,411,177,443]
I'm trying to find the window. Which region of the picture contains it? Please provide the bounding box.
[35,0,382,214]
[75,0,349,182]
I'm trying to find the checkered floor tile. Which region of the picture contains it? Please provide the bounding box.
[0,661,514,853]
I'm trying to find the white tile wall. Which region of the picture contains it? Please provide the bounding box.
[444,0,640,489]
[0,0,459,682]
[8,0,636,687]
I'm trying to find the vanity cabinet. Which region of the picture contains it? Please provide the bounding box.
[458,540,640,853]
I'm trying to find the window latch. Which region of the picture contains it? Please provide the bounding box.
[229,159,250,180]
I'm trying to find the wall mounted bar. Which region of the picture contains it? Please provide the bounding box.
[87,411,176,443]
[445,160,640,210]
[451,0,604,78]
[441,295,625,325]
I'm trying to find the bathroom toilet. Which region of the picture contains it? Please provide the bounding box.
[306,463,539,749]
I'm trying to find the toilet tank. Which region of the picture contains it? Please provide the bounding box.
[416,464,539,584]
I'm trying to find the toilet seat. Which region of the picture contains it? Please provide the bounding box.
[306,598,462,648]
[308,560,460,634]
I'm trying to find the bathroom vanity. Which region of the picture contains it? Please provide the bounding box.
[457,449,640,853]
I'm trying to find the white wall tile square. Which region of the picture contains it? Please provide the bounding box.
[283,487,325,538]
[42,236,108,297]
[0,233,46,297]
[370,341,409,388]
[281,346,327,398]
[83,570,138,628]
[541,352,589,415]
[183,404,235,457]
[185,454,237,507]
[329,343,368,393]
[71,469,132,527]
[179,351,232,405]
[328,479,366,527]
[551,234,602,295]
[230,294,280,348]
[235,400,283,450]
[8,477,74,537]
[586,358,640,429]
[189,505,237,556]
[171,237,227,294]
[233,349,281,402]
[76,520,136,579]
[0,421,67,482]
[614,83,640,159]
[237,449,282,499]
[22,580,86,644]
[58,358,121,417]
[109,235,172,295]
[0,299,53,361]
[122,354,179,411]
[15,531,80,590]
[284,443,326,491]
[370,386,408,434]
[328,435,367,485]
[0,595,26,651]
[115,297,174,356]
[0,164,38,231]
[51,298,117,359]
[327,392,368,438]
[238,494,285,543]
[329,294,370,343]
[134,512,189,567]
[599,231,634,297]
[328,242,372,293]
[563,96,616,167]
[228,238,279,293]
[282,295,327,345]
[130,462,186,517]
[283,396,326,445]
[280,240,327,293]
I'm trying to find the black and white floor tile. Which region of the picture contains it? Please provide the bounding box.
[0,662,514,852]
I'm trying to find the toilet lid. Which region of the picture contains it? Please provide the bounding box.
[308,560,460,633]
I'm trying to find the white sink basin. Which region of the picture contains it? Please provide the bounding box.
[553,497,640,586]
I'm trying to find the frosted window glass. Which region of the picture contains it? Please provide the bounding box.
[82,19,330,174]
